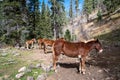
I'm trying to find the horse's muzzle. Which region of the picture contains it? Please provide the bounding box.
[99,49,103,53]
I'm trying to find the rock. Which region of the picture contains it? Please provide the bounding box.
[8,58,14,61]
[26,68,32,73]
[105,77,113,80]
[46,66,52,72]
[20,46,26,50]
[27,76,34,80]
[36,63,41,68]
[103,68,110,73]
[18,66,27,72]
[41,63,52,72]
[13,53,20,56]
[1,53,8,57]
[28,64,36,69]
[37,74,47,80]
[98,69,103,73]
[11,51,21,56]
[15,72,25,79]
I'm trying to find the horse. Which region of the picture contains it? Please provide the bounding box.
[52,39,103,74]
[37,38,44,49]
[25,38,36,49]
[42,38,55,54]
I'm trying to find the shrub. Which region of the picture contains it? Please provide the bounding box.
[64,29,71,41]
[97,10,102,22]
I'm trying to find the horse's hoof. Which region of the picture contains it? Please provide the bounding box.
[82,71,86,74]
[57,64,60,68]
[55,69,57,73]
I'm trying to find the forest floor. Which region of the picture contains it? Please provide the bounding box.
[0,41,120,80]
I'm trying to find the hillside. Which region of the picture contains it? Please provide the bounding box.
[63,12,120,42]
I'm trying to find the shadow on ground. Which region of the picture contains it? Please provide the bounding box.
[88,46,120,80]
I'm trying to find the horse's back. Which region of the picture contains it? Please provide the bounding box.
[43,39,54,46]
[26,40,31,44]
[54,39,64,51]
[38,38,43,43]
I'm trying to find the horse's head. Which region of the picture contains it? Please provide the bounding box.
[32,38,37,43]
[94,39,103,53]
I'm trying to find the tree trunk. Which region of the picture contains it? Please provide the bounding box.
[54,22,59,39]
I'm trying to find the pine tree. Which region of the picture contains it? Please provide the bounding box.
[41,0,45,16]
[69,0,73,18]
[75,0,79,17]
[0,0,4,39]
[64,29,71,41]
[103,0,120,13]
[27,0,40,38]
[36,0,52,39]
[0,0,28,45]
[49,0,65,39]
[83,0,94,22]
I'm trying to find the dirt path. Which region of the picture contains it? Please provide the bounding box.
[25,46,120,80]
[21,49,53,65]
[46,46,120,80]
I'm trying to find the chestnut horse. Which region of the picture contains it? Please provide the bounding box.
[52,39,103,74]
[42,39,55,54]
[37,38,44,49]
[25,38,36,49]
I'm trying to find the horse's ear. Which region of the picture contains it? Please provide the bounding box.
[96,39,99,42]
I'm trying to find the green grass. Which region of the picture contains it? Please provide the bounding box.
[48,70,54,76]
[9,68,44,80]
[0,47,45,80]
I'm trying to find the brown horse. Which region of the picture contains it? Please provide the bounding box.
[25,38,36,49]
[37,38,44,49]
[42,38,55,54]
[52,39,103,74]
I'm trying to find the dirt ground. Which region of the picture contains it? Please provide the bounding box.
[28,44,120,80]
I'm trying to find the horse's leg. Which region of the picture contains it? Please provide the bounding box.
[78,55,82,73]
[38,43,40,49]
[81,57,86,74]
[53,54,59,72]
[43,43,47,54]
[38,43,41,49]
[26,43,29,49]
[45,44,48,53]
[41,43,44,49]
[32,42,34,49]
[52,48,59,72]
[79,58,82,73]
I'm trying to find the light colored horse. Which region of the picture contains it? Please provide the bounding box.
[25,38,36,49]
